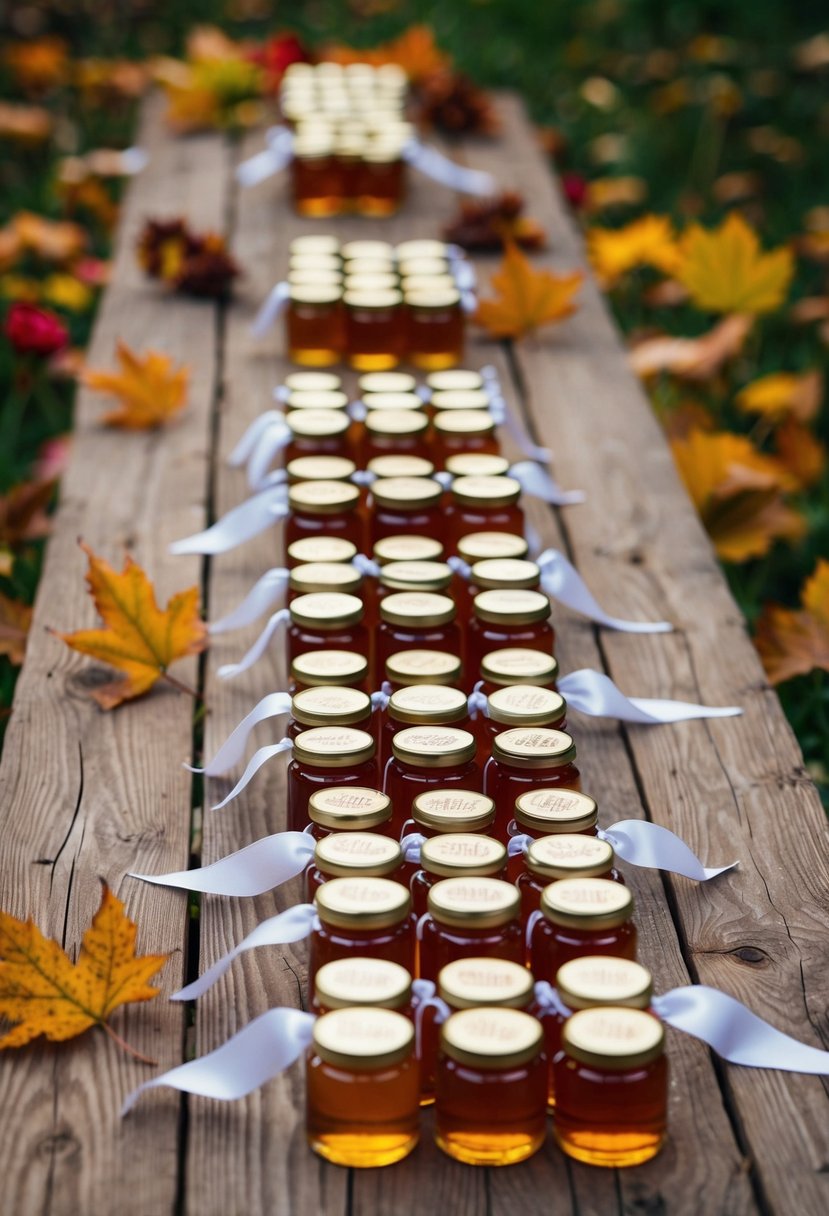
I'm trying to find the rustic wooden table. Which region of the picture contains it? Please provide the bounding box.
[1,91,827,1216]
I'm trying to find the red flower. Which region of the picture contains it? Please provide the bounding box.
[252,33,309,94]
[561,172,588,211]
[4,302,69,356]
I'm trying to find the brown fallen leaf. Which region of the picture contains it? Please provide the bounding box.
[443,191,546,252]
[474,242,583,340]
[774,418,825,489]
[0,593,33,665]
[755,561,829,684]
[82,340,189,429]
[629,314,753,380]
[0,479,56,547]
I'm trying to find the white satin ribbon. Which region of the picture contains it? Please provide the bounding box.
[533,979,571,1017]
[217,609,290,680]
[246,423,293,491]
[121,1007,315,1114]
[171,903,317,1001]
[467,688,488,720]
[211,738,293,810]
[399,832,426,865]
[509,461,586,507]
[412,978,450,1056]
[353,553,382,577]
[192,691,293,775]
[130,829,314,896]
[403,139,496,196]
[537,548,672,633]
[236,125,295,188]
[170,488,288,556]
[121,146,149,174]
[229,411,286,467]
[557,669,742,723]
[251,281,290,338]
[209,569,289,634]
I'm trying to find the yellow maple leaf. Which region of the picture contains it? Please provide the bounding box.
[674,212,793,314]
[755,562,829,684]
[51,542,207,709]
[474,242,583,340]
[735,369,822,422]
[0,883,168,1059]
[587,214,678,286]
[83,340,189,429]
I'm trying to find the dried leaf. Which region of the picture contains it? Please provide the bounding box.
[774,418,825,488]
[584,176,648,213]
[0,101,52,144]
[587,214,678,286]
[51,542,207,708]
[83,340,189,429]
[0,593,32,665]
[736,370,822,422]
[756,562,829,684]
[416,70,499,136]
[0,479,56,547]
[12,211,87,263]
[674,212,793,315]
[443,192,546,252]
[474,242,583,340]
[0,883,167,1055]
[629,314,752,380]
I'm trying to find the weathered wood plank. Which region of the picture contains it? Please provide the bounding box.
[0,93,228,1216]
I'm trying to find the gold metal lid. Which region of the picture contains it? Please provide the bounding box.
[471,558,540,591]
[287,269,343,288]
[294,136,335,158]
[373,534,443,564]
[365,410,429,438]
[431,388,491,412]
[343,288,402,309]
[286,408,350,438]
[396,239,449,260]
[308,786,391,830]
[379,591,455,627]
[398,256,450,277]
[293,726,375,767]
[368,455,435,481]
[441,1007,543,1069]
[314,957,412,1011]
[313,1006,414,1069]
[426,369,483,391]
[556,957,653,1012]
[391,726,476,767]
[379,560,452,593]
[341,240,395,260]
[433,409,495,436]
[562,1007,664,1070]
[291,685,371,727]
[288,480,360,515]
[315,875,410,930]
[526,834,614,880]
[313,831,402,877]
[420,834,506,878]
[361,143,404,164]
[445,453,510,477]
[289,253,343,273]
[514,789,597,832]
[480,647,559,686]
[342,256,395,276]
[285,388,350,412]
[486,685,566,727]
[284,371,342,391]
[492,728,576,769]
[288,284,342,305]
[286,455,356,483]
[371,475,442,508]
[287,537,357,566]
[438,957,534,1010]
[289,561,362,598]
[385,649,461,686]
[427,876,520,928]
[473,588,551,625]
[290,235,341,256]
[344,272,400,292]
[361,391,424,413]
[359,371,417,393]
[404,287,462,308]
[291,649,367,687]
[457,532,528,561]
[289,591,364,629]
[541,877,634,930]
[388,684,468,726]
[412,789,495,832]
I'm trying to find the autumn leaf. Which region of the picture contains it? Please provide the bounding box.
[474,242,583,340]
[774,418,825,489]
[755,562,829,684]
[82,340,189,429]
[0,593,33,665]
[674,212,793,314]
[587,214,678,286]
[0,882,168,1060]
[0,478,55,547]
[12,211,87,263]
[583,176,648,214]
[51,542,207,709]
[735,370,822,423]
[629,314,752,381]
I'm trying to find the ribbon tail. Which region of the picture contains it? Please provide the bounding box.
[654,987,829,1073]
[602,821,737,882]
[217,609,290,680]
[509,460,585,506]
[170,487,285,556]
[130,831,315,896]
[210,740,293,810]
[121,1008,315,1114]
[247,424,292,491]
[209,569,289,635]
[405,140,497,196]
[196,691,293,775]
[558,669,743,724]
[229,411,285,467]
[537,548,672,633]
[251,281,291,339]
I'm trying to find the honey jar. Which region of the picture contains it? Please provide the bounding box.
[311,876,416,976]
[290,134,342,217]
[433,410,500,467]
[516,834,621,922]
[468,590,555,683]
[370,477,443,544]
[313,956,413,1014]
[449,476,524,551]
[368,456,435,482]
[410,789,496,839]
[404,286,464,370]
[381,685,470,770]
[287,726,377,832]
[285,480,364,556]
[307,1007,420,1166]
[385,650,462,692]
[287,592,367,671]
[307,786,394,840]
[528,878,637,979]
[284,409,353,465]
[554,1006,667,1167]
[286,455,355,484]
[479,647,559,694]
[306,831,404,899]
[377,594,461,698]
[288,562,363,603]
[411,834,507,917]
[356,145,406,216]
[335,133,366,205]
[507,788,599,881]
[344,288,404,370]
[373,534,443,564]
[360,371,417,394]
[418,877,524,981]
[290,649,369,695]
[288,686,372,740]
[484,685,567,746]
[483,730,580,842]
[286,536,357,570]
[286,285,344,366]
[435,1008,547,1165]
[363,411,431,466]
[384,727,480,838]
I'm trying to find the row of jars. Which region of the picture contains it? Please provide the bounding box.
[307,954,667,1169]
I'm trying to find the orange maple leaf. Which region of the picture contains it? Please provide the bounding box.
[0,882,168,1060]
[474,242,583,340]
[51,542,207,709]
[755,561,829,684]
[674,212,793,315]
[82,340,189,429]
[735,370,822,423]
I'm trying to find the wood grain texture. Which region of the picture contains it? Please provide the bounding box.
[0,93,227,1216]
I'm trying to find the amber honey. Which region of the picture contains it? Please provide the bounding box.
[554,1006,667,1167]
[370,476,443,545]
[516,834,621,922]
[435,1007,547,1165]
[310,876,416,977]
[286,286,344,366]
[404,287,464,370]
[483,729,580,841]
[285,480,364,556]
[418,877,524,981]
[467,590,555,684]
[356,147,406,215]
[287,592,367,671]
[287,726,377,833]
[479,647,559,694]
[344,288,404,370]
[290,140,343,217]
[376,593,461,691]
[450,476,525,551]
[290,649,369,695]
[313,956,412,1014]
[307,786,394,840]
[305,830,403,899]
[529,877,637,980]
[307,1007,420,1167]
[384,727,480,838]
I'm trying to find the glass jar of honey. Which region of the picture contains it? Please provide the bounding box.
[311,876,415,977]
[385,650,462,692]
[410,789,496,840]
[419,877,524,981]
[480,647,559,695]
[306,831,403,899]
[445,453,510,478]
[384,727,479,838]
[308,786,394,840]
[290,135,342,217]
[484,685,567,746]
[344,288,404,370]
[334,133,366,206]
[377,593,460,688]
[404,287,464,370]
[450,476,524,551]
[287,536,357,570]
[288,686,372,740]
[529,878,637,980]
[468,590,554,683]
[457,532,528,564]
[381,685,470,770]
[290,649,369,695]
[433,410,500,467]
[517,835,621,923]
[285,455,355,484]
[313,956,413,1015]
[287,592,367,670]
[307,1006,420,1167]
[363,411,431,466]
[284,409,353,465]
[287,726,377,832]
[360,371,417,394]
[483,729,580,842]
[286,480,364,557]
[506,788,599,880]
[373,534,443,565]
[367,455,435,482]
[357,145,406,216]
[286,285,344,366]
[435,1008,547,1165]
[554,1006,667,1167]
[288,561,363,603]
[370,477,443,544]
[411,834,507,916]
